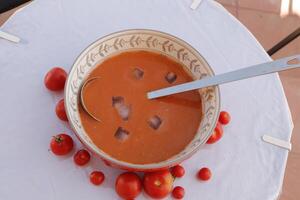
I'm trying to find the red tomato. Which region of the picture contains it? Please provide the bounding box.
[171,165,185,178]
[206,122,223,144]
[197,167,212,181]
[143,170,174,199]
[172,186,185,199]
[44,67,67,91]
[90,171,105,186]
[219,111,231,125]
[50,133,73,156]
[55,99,68,121]
[115,172,142,199]
[73,149,91,166]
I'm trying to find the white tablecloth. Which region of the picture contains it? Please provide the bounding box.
[0,0,293,199]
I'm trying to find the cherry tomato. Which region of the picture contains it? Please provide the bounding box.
[171,165,185,178]
[115,172,142,199]
[143,170,174,199]
[44,67,67,91]
[172,186,185,199]
[73,149,91,166]
[55,99,68,121]
[197,167,212,181]
[206,122,223,144]
[50,133,73,156]
[219,111,231,125]
[90,171,105,186]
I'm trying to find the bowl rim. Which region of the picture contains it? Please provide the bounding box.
[65,28,221,170]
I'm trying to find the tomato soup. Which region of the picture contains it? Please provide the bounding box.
[79,51,202,164]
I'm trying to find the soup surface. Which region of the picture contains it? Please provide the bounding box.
[79,51,202,164]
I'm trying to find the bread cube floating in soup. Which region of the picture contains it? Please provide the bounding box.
[114,127,130,141]
[165,72,177,84]
[148,115,162,130]
[133,68,144,80]
[112,96,131,121]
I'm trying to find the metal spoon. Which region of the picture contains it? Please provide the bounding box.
[80,76,102,122]
[147,55,300,99]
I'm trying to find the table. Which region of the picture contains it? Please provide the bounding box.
[0,0,294,199]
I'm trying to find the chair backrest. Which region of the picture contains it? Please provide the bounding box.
[268,27,300,56]
[0,0,30,14]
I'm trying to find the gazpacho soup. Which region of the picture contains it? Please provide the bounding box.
[79,50,202,164]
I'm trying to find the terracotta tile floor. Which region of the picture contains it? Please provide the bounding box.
[0,1,299,199]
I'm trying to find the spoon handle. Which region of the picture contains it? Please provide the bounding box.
[147,55,300,99]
